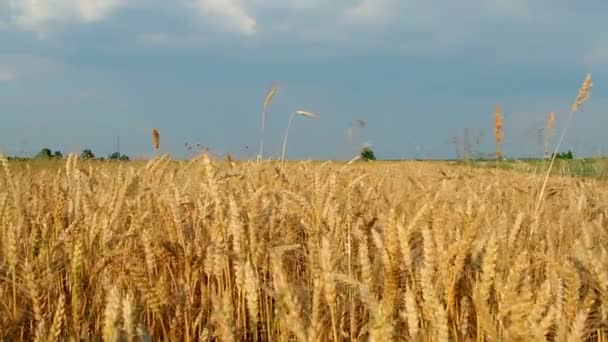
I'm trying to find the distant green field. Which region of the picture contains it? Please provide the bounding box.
[6,154,608,179]
[462,157,608,179]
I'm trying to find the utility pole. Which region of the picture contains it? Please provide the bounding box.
[117,136,120,155]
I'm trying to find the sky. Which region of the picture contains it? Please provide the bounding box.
[0,0,607,160]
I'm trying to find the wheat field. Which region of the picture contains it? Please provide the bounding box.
[1,154,607,341]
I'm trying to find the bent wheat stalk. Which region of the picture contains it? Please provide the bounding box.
[339,155,361,173]
[535,74,592,214]
[280,110,318,165]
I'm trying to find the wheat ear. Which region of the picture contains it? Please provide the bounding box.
[494,105,503,160]
[259,84,279,161]
[152,129,160,155]
[544,112,555,159]
[280,110,318,165]
[536,74,592,214]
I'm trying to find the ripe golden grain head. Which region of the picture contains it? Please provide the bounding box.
[295,109,318,118]
[263,84,279,111]
[544,112,556,158]
[493,105,503,143]
[572,73,592,112]
[4,145,608,340]
[152,129,160,150]
[546,112,555,131]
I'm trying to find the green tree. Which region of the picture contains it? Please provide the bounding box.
[108,152,121,160]
[109,152,130,161]
[53,151,63,159]
[35,148,52,159]
[81,149,95,160]
[553,150,574,160]
[360,147,376,161]
[566,150,574,159]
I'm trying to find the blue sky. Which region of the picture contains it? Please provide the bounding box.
[0,0,607,160]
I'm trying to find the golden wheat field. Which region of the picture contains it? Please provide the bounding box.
[1,154,607,341]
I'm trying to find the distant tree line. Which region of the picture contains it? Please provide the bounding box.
[553,150,574,160]
[6,148,129,161]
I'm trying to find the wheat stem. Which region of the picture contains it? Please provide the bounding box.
[281,111,297,165]
[259,110,267,161]
[536,74,592,214]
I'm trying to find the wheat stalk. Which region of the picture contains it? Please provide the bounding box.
[280,109,318,164]
[494,105,503,160]
[536,73,593,214]
[103,287,122,342]
[294,110,317,118]
[4,128,608,340]
[259,84,279,161]
[544,112,555,159]
[244,261,259,328]
[122,292,136,340]
[572,74,593,113]
[49,294,65,341]
[320,237,338,341]
[152,128,160,155]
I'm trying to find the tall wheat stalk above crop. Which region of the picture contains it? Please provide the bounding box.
[259,84,279,161]
[494,105,503,160]
[544,112,555,159]
[152,129,160,155]
[536,73,593,213]
[280,110,318,164]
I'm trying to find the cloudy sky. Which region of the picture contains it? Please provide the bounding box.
[0,0,607,160]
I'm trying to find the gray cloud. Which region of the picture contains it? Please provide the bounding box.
[1,0,606,159]
[2,0,605,64]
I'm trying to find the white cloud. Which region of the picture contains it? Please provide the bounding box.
[0,67,15,82]
[9,0,53,33]
[8,0,123,35]
[3,0,602,57]
[7,0,522,40]
[194,0,256,35]
[77,0,122,22]
[6,0,259,36]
